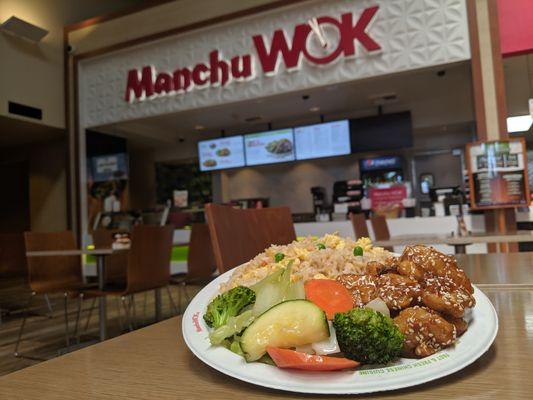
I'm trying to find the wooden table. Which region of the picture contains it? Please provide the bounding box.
[2,254,532,399]
[374,230,533,253]
[27,249,118,341]
[0,287,531,399]
[457,253,533,287]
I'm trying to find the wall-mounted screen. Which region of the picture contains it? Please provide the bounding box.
[244,128,295,166]
[294,120,351,160]
[350,112,413,153]
[198,136,245,171]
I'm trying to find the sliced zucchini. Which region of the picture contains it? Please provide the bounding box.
[240,300,329,361]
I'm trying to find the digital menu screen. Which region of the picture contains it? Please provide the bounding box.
[198,136,245,171]
[294,120,351,160]
[244,129,295,166]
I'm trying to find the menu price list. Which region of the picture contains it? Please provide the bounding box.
[473,172,527,207]
[294,120,351,160]
[468,139,530,208]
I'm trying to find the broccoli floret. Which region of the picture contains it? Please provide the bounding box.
[203,286,256,329]
[333,308,403,364]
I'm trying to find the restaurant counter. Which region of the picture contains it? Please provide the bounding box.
[172,215,489,254]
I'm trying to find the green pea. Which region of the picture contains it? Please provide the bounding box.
[317,243,326,250]
[353,246,364,256]
[274,253,284,263]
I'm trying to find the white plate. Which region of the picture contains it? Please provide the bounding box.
[182,269,498,394]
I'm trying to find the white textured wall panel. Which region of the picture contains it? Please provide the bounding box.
[78,0,471,128]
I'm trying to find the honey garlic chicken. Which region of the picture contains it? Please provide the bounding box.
[336,273,420,310]
[394,306,457,358]
[421,275,475,318]
[336,274,378,308]
[376,273,421,311]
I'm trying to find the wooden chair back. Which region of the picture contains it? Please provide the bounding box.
[186,223,216,280]
[24,231,82,294]
[205,203,296,273]
[0,233,26,277]
[92,229,128,284]
[125,225,174,294]
[350,213,370,239]
[370,215,394,252]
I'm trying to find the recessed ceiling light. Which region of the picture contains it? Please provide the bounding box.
[309,106,320,112]
[194,125,205,131]
[507,115,532,133]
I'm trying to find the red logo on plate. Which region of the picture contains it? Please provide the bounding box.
[192,312,202,333]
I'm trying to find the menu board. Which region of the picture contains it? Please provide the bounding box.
[294,120,351,160]
[244,129,295,166]
[466,138,530,209]
[198,136,245,171]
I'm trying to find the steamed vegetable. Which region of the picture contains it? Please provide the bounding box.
[241,300,329,361]
[333,308,403,364]
[365,298,390,318]
[311,321,340,355]
[304,279,354,319]
[203,286,256,329]
[208,310,254,345]
[250,262,304,316]
[266,347,360,371]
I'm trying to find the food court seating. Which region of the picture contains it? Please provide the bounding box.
[16,231,87,358]
[370,215,394,251]
[170,223,217,312]
[350,213,370,239]
[205,203,296,273]
[85,225,176,330]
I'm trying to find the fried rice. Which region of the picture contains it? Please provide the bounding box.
[219,233,392,292]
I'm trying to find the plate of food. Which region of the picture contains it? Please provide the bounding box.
[182,234,498,394]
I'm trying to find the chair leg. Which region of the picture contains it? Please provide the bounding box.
[83,298,97,333]
[44,293,54,318]
[142,292,148,325]
[181,282,192,311]
[177,284,183,314]
[115,297,124,332]
[121,296,133,332]
[73,293,84,344]
[166,286,179,315]
[14,292,35,357]
[131,294,137,329]
[63,293,70,352]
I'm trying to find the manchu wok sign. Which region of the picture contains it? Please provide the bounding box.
[125,6,380,103]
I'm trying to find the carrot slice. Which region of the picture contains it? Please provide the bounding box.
[266,346,359,371]
[304,279,353,319]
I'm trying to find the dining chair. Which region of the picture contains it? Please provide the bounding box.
[205,203,296,273]
[370,215,394,252]
[85,224,176,330]
[350,213,370,239]
[16,231,87,358]
[92,229,128,284]
[170,223,217,312]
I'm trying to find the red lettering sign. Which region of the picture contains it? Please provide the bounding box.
[124,6,380,103]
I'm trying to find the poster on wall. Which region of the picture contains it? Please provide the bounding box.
[466,138,530,209]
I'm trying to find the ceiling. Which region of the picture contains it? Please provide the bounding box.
[97,62,476,152]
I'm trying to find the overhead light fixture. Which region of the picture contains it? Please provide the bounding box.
[309,106,320,112]
[0,16,48,43]
[194,125,205,131]
[507,115,532,133]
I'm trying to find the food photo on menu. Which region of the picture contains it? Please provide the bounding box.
[198,136,245,171]
[244,129,295,166]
